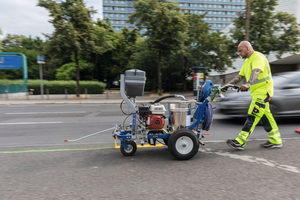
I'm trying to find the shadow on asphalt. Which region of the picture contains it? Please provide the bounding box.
[79,146,214,166]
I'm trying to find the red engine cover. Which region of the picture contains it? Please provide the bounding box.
[146,114,165,130]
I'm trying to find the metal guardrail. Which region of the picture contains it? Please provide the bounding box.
[0,83,26,94]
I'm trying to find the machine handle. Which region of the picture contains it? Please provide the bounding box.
[220,84,248,93]
[152,94,186,104]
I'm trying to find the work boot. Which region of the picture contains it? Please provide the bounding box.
[260,141,283,149]
[226,139,244,150]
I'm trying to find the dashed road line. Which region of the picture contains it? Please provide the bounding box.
[5,111,87,114]
[199,148,300,174]
[0,122,62,125]
[0,147,115,154]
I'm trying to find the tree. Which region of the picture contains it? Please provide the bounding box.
[93,24,140,88]
[38,0,111,96]
[56,59,94,80]
[0,28,3,52]
[0,35,45,79]
[176,13,233,90]
[128,38,158,91]
[228,0,300,58]
[128,0,189,94]
[111,27,140,79]
[1,34,27,49]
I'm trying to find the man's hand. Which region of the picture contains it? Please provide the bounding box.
[220,85,229,93]
[239,83,251,92]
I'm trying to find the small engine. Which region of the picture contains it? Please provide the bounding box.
[146,114,165,129]
[138,103,166,130]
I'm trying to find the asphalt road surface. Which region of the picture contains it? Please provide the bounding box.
[1,104,300,199]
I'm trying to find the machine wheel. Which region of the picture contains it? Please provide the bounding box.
[168,128,199,160]
[120,141,137,156]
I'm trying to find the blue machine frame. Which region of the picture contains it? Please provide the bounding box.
[115,79,217,150]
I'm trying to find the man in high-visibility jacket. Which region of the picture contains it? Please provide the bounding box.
[224,41,282,150]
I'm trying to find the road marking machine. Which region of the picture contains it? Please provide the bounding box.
[65,69,239,160]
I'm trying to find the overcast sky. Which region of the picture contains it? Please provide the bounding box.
[0,0,103,40]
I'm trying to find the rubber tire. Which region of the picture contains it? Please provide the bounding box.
[120,141,137,156]
[168,128,199,160]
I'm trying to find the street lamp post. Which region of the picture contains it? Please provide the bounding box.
[245,0,250,41]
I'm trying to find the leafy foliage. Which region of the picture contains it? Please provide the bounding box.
[0,79,105,94]
[56,60,94,80]
[38,0,111,96]
[128,0,189,94]
[0,35,45,80]
[228,0,300,58]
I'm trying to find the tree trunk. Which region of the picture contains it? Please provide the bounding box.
[157,52,162,95]
[92,54,98,80]
[75,50,80,97]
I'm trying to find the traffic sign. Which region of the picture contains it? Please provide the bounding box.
[0,56,22,69]
[37,55,45,64]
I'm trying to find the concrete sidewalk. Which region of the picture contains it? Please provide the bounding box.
[0,91,197,105]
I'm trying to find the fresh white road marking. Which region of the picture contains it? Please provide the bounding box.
[5,111,86,114]
[0,122,62,125]
[199,148,300,174]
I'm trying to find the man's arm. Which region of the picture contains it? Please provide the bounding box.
[247,69,261,85]
[239,69,261,91]
[226,74,245,85]
[220,74,245,92]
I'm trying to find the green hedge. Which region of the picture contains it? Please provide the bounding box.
[0,79,105,94]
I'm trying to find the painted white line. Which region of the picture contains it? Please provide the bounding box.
[0,122,62,125]
[5,111,87,114]
[7,105,28,107]
[205,137,300,143]
[199,148,300,174]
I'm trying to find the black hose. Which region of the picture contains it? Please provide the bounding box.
[153,94,176,104]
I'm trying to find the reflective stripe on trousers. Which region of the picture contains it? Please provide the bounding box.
[236,95,282,147]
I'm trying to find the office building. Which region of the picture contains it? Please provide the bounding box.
[103,0,246,33]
